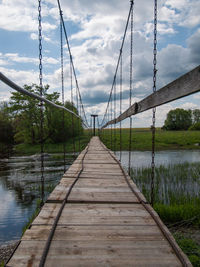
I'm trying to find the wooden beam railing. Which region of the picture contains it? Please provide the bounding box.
[102,65,200,128]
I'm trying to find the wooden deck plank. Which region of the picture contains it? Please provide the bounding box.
[63,172,125,179]
[7,240,182,267]
[23,225,166,241]
[32,203,156,226]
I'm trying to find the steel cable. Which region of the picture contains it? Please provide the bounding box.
[128,0,134,175]
[151,0,158,206]
[38,0,44,205]
[60,15,66,172]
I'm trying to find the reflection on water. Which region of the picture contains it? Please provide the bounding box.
[0,154,73,244]
[116,150,200,169]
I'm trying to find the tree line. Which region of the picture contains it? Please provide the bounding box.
[163,108,200,130]
[0,84,83,154]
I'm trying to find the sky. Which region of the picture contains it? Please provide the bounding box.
[0,0,200,128]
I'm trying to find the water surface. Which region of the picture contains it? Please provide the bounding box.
[116,150,200,169]
[0,154,72,244]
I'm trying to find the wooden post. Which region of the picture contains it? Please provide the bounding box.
[91,114,98,136]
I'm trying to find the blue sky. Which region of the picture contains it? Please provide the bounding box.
[0,0,200,127]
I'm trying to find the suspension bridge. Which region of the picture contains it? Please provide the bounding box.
[0,0,200,266]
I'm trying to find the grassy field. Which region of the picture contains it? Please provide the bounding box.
[14,132,92,155]
[131,162,200,266]
[12,128,200,155]
[100,128,200,151]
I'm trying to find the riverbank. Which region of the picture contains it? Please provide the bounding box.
[0,241,19,266]
[11,129,200,155]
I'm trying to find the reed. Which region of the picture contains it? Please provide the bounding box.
[130,162,200,225]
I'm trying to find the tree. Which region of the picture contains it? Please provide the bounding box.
[163,108,192,130]
[0,102,14,156]
[8,84,82,144]
[0,102,14,144]
[192,109,200,124]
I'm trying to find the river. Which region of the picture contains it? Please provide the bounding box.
[0,150,200,244]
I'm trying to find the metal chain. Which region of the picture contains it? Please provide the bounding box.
[38,0,44,205]
[151,0,157,206]
[114,76,116,154]
[38,0,42,88]
[119,50,123,162]
[110,93,113,150]
[128,0,134,175]
[75,82,81,153]
[79,92,82,153]
[70,60,76,156]
[60,13,66,173]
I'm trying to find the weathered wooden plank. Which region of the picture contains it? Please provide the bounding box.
[103,65,200,128]
[70,178,128,187]
[45,257,181,267]
[63,172,125,179]
[47,182,138,202]
[71,163,121,170]
[7,240,181,267]
[68,191,139,203]
[68,169,123,174]
[23,225,164,241]
[32,203,155,226]
[74,159,117,164]
[6,241,45,267]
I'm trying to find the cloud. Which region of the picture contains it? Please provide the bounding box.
[165,0,200,28]
[0,53,59,67]
[187,28,200,64]
[179,102,199,110]
[0,1,57,32]
[157,44,194,87]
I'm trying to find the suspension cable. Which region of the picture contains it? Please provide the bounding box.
[151,0,158,206]
[60,14,66,173]
[38,0,44,205]
[100,0,134,127]
[70,60,76,156]
[110,93,113,150]
[119,50,123,162]
[76,83,81,153]
[97,116,100,136]
[114,76,117,154]
[57,0,89,128]
[128,0,134,175]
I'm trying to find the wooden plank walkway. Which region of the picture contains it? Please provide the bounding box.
[7,137,191,266]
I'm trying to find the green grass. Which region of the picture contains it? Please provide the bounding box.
[22,199,42,235]
[174,234,200,266]
[14,132,92,155]
[100,128,200,150]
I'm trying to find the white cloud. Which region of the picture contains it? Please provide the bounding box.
[179,102,198,110]
[165,0,200,28]
[0,1,57,32]
[0,53,59,67]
